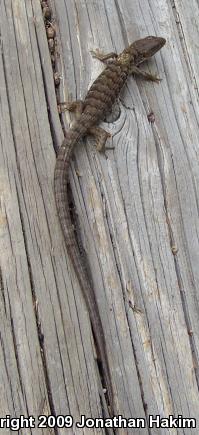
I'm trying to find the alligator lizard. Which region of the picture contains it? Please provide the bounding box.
[54,36,166,410]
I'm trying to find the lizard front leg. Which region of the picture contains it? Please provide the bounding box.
[90,49,118,64]
[130,65,161,82]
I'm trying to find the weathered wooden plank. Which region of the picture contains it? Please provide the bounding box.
[1,0,199,433]
[51,0,199,432]
[0,1,51,432]
[50,0,148,425]
[0,0,110,433]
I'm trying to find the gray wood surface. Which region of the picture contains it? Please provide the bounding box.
[0,0,199,434]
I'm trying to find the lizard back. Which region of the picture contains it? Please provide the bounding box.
[83,60,130,121]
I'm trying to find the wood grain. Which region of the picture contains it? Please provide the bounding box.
[0,0,199,433]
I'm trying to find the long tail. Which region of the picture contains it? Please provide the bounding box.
[54,124,113,410]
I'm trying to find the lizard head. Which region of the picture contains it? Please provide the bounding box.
[130,36,166,64]
[117,36,165,67]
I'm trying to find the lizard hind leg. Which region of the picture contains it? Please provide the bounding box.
[88,126,112,152]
